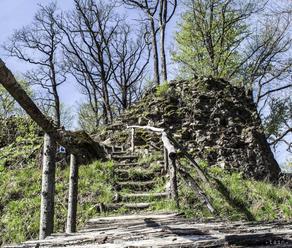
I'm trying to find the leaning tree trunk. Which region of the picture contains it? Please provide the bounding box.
[39,132,57,239]
[0,59,105,160]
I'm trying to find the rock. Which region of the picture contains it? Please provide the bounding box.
[97,78,281,182]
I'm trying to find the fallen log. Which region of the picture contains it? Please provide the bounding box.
[0,59,105,160]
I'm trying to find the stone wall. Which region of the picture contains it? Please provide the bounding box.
[97,77,281,181]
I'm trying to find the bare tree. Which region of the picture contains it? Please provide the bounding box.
[111,25,151,111]
[122,0,161,85]
[56,0,150,125]
[3,3,65,127]
[56,0,123,125]
[159,0,177,81]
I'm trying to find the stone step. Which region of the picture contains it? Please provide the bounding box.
[111,151,128,156]
[115,161,165,169]
[115,162,140,168]
[112,146,124,152]
[111,155,139,161]
[104,145,124,153]
[121,192,169,201]
[116,180,156,191]
[116,169,160,181]
[100,202,153,212]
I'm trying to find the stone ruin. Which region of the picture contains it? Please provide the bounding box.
[97,77,281,181]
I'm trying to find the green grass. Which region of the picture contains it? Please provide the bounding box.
[1,118,291,245]
[0,160,116,246]
[1,158,291,246]
[178,165,292,221]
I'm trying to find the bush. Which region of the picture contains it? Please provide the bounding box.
[155,82,169,97]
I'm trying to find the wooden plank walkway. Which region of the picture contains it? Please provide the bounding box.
[4,213,292,247]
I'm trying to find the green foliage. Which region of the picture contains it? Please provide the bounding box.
[264,97,292,138]
[172,1,245,80]
[0,79,31,118]
[0,159,116,246]
[155,82,169,97]
[178,165,292,221]
[38,103,74,129]
[0,117,41,168]
[77,103,99,133]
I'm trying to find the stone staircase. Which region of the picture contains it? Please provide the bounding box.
[99,147,170,214]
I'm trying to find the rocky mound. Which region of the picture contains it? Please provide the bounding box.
[97,77,281,181]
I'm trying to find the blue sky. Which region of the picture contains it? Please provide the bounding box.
[0,0,177,113]
[0,0,79,108]
[0,0,290,166]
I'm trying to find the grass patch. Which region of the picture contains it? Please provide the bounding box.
[0,160,116,246]
[178,165,292,221]
[137,151,162,165]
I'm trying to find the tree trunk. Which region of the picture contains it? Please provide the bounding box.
[164,147,169,171]
[160,0,168,82]
[122,85,128,110]
[39,132,56,239]
[50,58,61,128]
[149,18,160,85]
[66,154,78,233]
[0,59,105,160]
[52,84,61,128]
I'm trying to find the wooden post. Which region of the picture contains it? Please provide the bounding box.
[39,132,56,239]
[169,155,179,208]
[66,154,78,233]
[161,132,179,208]
[130,128,135,153]
[164,147,169,172]
[126,126,179,208]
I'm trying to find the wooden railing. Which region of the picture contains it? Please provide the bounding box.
[127,125,214,213]
[0,58,106,238]
[127,125,178,207]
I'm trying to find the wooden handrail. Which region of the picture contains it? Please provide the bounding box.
[127,125,179,207]
[127,125,208,182]
[127,124,214,212]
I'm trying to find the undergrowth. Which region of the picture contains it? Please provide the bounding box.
[0,117,291,245]
[0,160,115,246]
[178,165,292,221]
